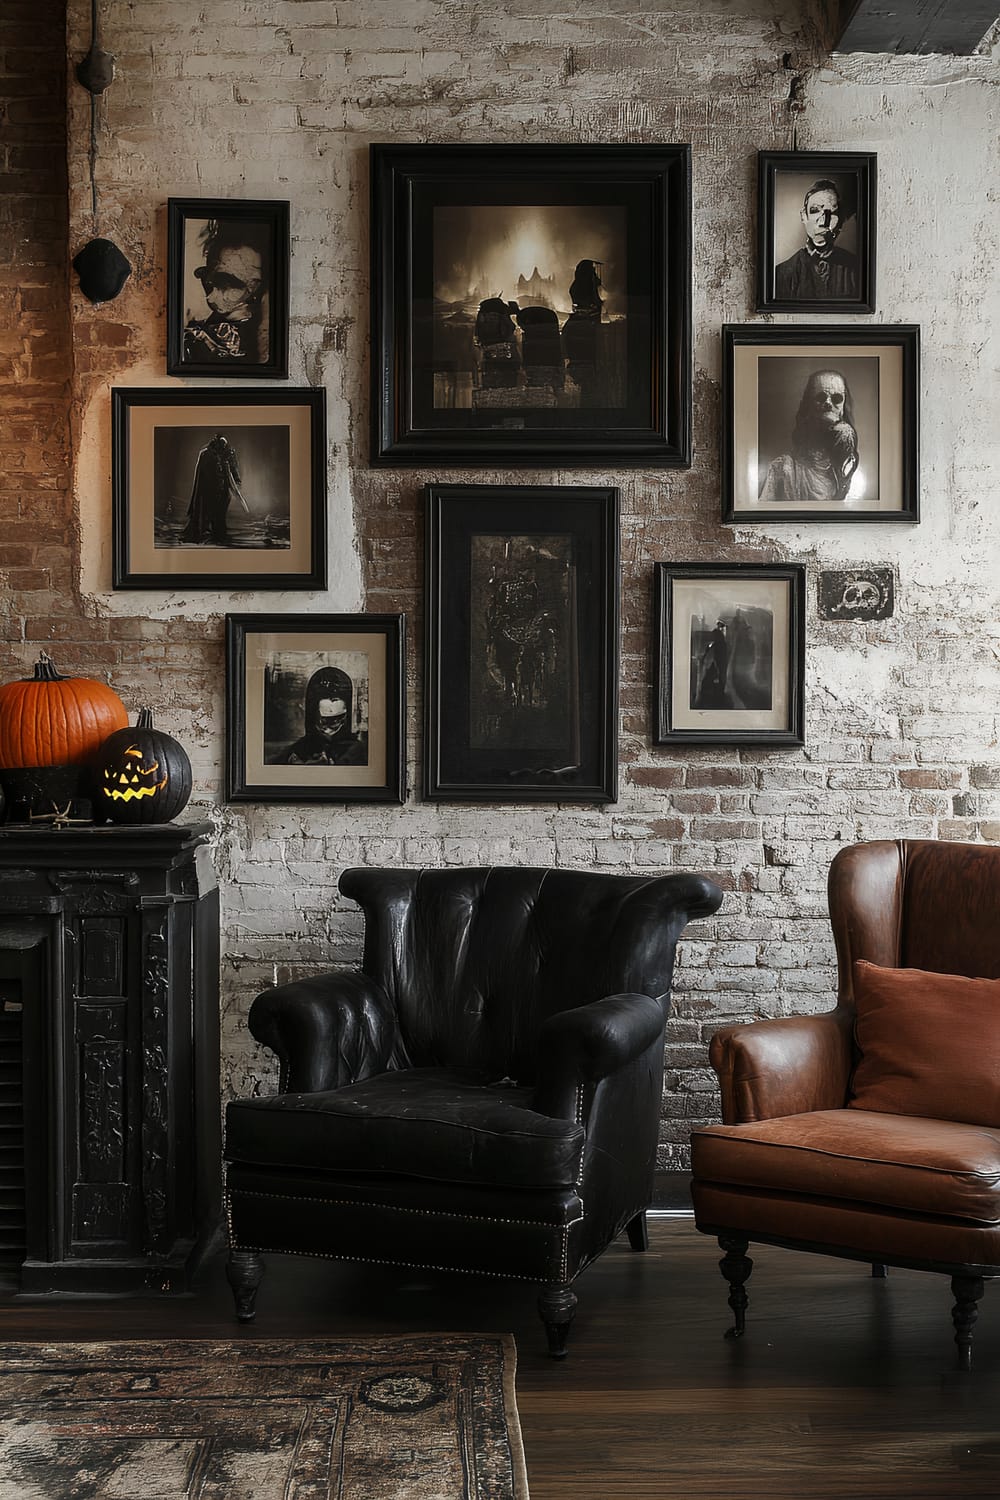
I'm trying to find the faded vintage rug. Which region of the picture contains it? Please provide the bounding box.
[0,1334,529,1499]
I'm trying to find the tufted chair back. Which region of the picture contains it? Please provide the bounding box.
[339,866,701,1083]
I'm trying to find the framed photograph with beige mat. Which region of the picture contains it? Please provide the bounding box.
[112,387,327,590]
[225,612,406,804]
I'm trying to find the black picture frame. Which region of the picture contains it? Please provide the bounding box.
[371,143,692,467]
[654,563,806,747]
[721,324,919,525]
[757,151,876,314]
[112,387,327,590]
[226,612,406,804]
[166,198,290,378]
[424,483,619,802]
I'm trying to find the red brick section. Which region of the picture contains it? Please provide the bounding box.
[0,0,76,675]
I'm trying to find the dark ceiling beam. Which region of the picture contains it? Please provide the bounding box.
[831,1,1000,54]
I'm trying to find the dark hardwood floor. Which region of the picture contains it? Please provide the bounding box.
[3,1215,998,1498]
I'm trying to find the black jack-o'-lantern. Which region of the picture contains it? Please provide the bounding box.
[94,707,192,824]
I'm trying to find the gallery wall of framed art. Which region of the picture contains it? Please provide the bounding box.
[106,133,920,803]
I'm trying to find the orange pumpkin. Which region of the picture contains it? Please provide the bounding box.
[0,652,128,768]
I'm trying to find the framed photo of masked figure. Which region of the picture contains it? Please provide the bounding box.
[225,613,406,804]
[166,198,290,378]
[757,151,876,314]
[722,324,920,525]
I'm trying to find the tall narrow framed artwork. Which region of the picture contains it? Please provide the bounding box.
[654,563,806,747]
[371,144,692,467]
[757,151,876,314]
[226,613,406,804]
[166,197,290,378]
[424,484,619,802]
[722,324,919,525]
[112,388,326,590]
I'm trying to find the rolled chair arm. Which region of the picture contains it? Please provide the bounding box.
[532,992,666,1119]
[249,970,401,1093]
[709,1009,854,1124]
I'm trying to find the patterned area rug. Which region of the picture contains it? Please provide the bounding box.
[0,1334,529,1499]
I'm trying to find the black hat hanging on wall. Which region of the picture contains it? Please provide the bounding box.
[73,0,132,305]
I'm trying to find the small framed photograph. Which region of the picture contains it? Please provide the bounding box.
[757,152,876,313]
[371,143,692,467]
[722,324,919,525]
[424,484,619,802]
[654,563,806,746]
[225,613,406,804]
[166,198,289,378]
[112,387,326,590]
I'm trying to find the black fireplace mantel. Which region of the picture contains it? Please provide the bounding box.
[0,821,221,1296]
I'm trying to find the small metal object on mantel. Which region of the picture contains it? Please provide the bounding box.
[831,0,1000,55]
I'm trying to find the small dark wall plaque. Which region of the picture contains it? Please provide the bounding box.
[818,567,894,621]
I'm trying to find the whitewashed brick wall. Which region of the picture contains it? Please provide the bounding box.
[62,0,1000,1167]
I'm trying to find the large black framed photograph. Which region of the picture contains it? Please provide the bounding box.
[226,613,406,804]
[424,484,619,802]
[166,198,290,378]
[112,387,326,590]
[757,151,876,313]
[654,563,805,746]
[371,144,692,467]
[722,324,919,525]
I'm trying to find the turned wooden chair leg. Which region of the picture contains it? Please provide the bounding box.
[951,1274,985,1371]
[718,1233,753,1340]
[625,1209,649,1251]
[538,1281,578,1359]
[226,1250,265,1323]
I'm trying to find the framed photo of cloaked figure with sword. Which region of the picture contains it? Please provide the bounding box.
[111,387,326,589]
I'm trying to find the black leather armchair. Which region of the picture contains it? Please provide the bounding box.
[225,865,722,1355]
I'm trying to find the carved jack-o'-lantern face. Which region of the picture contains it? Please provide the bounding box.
[93,709,192,825]
[102,744,169,803]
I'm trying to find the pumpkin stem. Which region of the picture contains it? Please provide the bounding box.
[136,706,155,729]
[32,651,69,682]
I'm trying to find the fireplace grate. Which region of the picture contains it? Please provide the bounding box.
[0,1002,25,1270]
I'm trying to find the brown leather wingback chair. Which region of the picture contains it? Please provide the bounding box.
[691,839,1000,1369]
[225,866,723,1356]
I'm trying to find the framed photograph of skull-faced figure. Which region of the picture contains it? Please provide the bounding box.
[225,613,406,804]
[654,563,806,746]
[424,484,619,802]
[721,324,920,525]
[166,198,290,378]
[757,151,876,314]
[371,143,692,467]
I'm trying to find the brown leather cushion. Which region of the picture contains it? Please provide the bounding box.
[691,1110,1000,1223]
[849,960,1000,1127]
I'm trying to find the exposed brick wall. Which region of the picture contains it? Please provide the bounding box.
[5,2,1000,1169]
[0,0,74,665]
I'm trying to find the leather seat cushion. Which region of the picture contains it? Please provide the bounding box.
[692,1110,1000,1224]
[226,1067,585,1189]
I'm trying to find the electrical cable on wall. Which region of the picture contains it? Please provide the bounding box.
[72,0,131,305]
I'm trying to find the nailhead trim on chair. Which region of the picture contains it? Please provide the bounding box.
[224,1193,578,1283]
[226,1187,583,1231]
